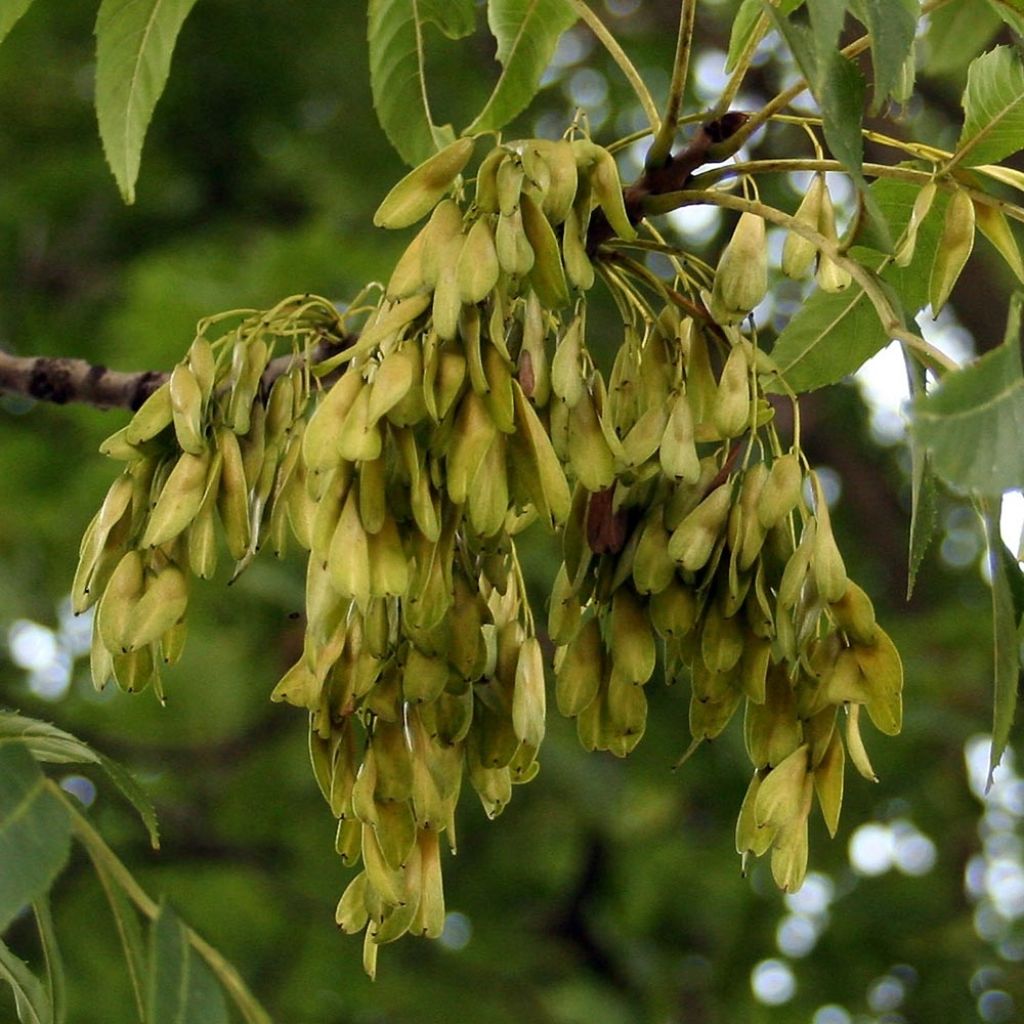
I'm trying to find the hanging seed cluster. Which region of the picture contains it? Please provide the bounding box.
[73,297,328,699]
[75,132,903,969]
[547,307,903,891]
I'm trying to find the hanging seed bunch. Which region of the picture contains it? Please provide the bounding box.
[73,296,335,699]
[75,128,905,967]
[75,131,639,975]
[283,133,646,973]
[548,196,904,891]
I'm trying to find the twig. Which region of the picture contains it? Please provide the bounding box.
[0,337,348,412]
[0,352,167,411]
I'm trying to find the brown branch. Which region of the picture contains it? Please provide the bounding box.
[0,351,168,411]
[0,337,348,412]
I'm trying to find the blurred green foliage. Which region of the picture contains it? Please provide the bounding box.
[2,2,1023,1022]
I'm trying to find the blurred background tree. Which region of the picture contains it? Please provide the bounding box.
[1,1,1023,1022]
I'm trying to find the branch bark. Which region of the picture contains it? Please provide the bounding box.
[0,351,168,411]
[0,338,348,412]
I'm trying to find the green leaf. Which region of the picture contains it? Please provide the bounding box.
[926,0,1002,78]
[147,903,229,1024]
[818,50,867,183]
[806,0,845,67]
[0,713,159,849]
[368,0,457,167]
[987,0,1024,35]
[907,452,938,599]
[984,511,1023,788]
[912,294,1024,496]
[86,852,147,1022]
[0,0,36,47]
[93,753,160,850]
[94,0,201,204]
[866,182,951,311]
[0,938,52,1024]
[858,0,919,109]
[465,0,578,135]
[764,3,816,85]
[421,0,476,38]
[770,284,888,392]
[726,0,763,73]
[956,46,1024,168]
[0,745,71,934]
[32,900,65,1024]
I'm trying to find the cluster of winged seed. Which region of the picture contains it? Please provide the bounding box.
[74,299,335,699]
[547,304,903,891]
[76,133,904,972]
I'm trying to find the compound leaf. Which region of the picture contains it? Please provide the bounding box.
[986,0,1024,35]
[926,0,1001,78]
[85,851,147,1021]
[858,0,919,109]
[905,353,938,599]
[0,712,158,850]
[368,0,462,167]
[32,899,65,1024]
[421,0,475,38]
[985,510,1024,788]
[726,0,763,73]
[770,285,888,393]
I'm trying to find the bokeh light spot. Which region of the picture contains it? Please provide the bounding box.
[750,959,796,1005]
[439,912,472,951]
[849,823,895,876]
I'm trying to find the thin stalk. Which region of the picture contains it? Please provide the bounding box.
[690,157,1024,227]
[767,113,953,164]
[646,0,698,170]
[599,257,660,323]
[605,111,709,154]
[605,252,677,315]
[616,234,712,284]
[565,0,660,133]
[595,262,635,325]
[641,220,711,293]
[730,36,873,155]
[509,544,535,633]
